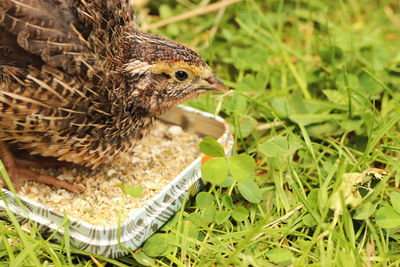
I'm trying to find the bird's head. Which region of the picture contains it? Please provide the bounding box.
[121,31,226,116]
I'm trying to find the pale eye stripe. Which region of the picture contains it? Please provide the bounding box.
[124,60,154,75]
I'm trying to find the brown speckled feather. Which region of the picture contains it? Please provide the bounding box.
[0,0,224,170]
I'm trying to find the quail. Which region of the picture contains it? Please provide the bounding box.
[0,0,226,192]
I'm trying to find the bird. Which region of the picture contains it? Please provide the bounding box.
[0,0,226,192]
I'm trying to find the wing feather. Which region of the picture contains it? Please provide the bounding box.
[0,0,139,167]
[0,0,137,78]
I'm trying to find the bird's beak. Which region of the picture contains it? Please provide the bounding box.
[202,75,227,92]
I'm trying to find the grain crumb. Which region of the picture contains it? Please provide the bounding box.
[17,121,201,226]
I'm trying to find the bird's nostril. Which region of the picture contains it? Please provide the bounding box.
[204,75,227,92]
[205,76,217,85]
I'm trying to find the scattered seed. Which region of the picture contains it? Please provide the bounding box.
[18,121,201,226]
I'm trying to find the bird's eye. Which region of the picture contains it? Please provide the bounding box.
[174,70,189,82]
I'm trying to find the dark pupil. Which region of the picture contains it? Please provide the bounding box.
[175,71,188,81]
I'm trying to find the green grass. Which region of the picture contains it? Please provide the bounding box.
[2,0,400,265]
